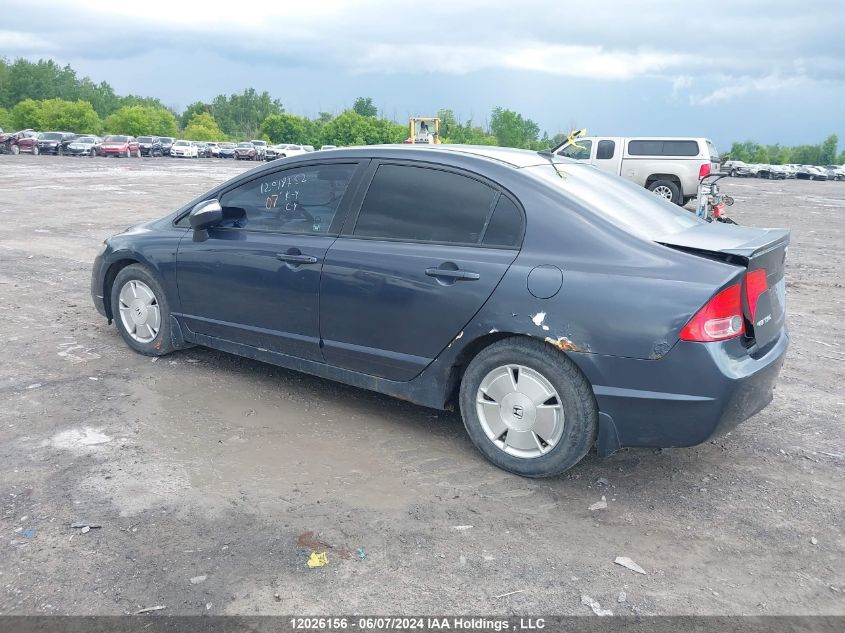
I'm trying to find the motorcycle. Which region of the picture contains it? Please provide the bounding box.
[695,172,736,224]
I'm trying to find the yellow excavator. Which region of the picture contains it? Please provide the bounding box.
[404,116,441,144]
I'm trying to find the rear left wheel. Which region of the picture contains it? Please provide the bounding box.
[111,264,174,357]
[648,179,682,205]
[459,337,598,477]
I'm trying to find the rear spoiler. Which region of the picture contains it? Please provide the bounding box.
[657,225,790,262]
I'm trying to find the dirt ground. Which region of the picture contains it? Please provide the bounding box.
[0,155,842,617]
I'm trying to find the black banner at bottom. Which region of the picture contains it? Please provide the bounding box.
[0,616,842,633]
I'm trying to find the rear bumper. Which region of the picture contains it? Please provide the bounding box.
[572,330,789,449]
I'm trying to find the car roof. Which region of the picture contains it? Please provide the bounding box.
[305,144,572,169]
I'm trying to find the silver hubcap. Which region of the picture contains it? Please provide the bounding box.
[476,364,564,459]
[118,280,161,343]
[652,185,673,199]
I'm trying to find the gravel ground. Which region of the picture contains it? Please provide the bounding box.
[0,155,842,616]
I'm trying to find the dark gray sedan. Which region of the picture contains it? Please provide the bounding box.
[90,145,789,477]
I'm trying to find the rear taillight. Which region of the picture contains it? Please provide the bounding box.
[744,269,768,320]
[699,163,711,179]
[680,283,745,342]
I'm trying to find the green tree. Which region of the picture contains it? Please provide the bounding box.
[10,99,43,129]
[210,88,283,139]
[367,117,406,144]
[0,106,11,130]
[490,107,539,148]
[183,112,226,141]
[319,110,372,146]
[180,101,210,129]
[751,146,770,164]
[37,98,101,133]
[791,144,820,165]
[352,97,377,117]
[261,113,309,144]
[104,105,178,137]
[819,134,838,165]
[437,108,459,141]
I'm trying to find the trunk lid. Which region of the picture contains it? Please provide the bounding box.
[658,223,789,350]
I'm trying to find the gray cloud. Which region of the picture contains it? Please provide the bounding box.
[3,0,842,99]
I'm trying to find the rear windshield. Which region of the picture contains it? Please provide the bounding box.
[526,162,703,240]
[628,140,700,157]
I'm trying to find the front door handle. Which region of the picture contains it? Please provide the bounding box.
[276,252,318,265]
[425,267,480,281]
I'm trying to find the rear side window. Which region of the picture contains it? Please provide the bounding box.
[219,163,358,234]
[596,140,615,160]
[482,196,523,248]
[628,140,700,156]
[353,165,497,245]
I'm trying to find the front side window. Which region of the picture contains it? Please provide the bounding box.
[596,140,615,160]
[219,163,358,234]
[353,165,498,245]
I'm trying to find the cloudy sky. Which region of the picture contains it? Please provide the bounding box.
[2,0,843,148]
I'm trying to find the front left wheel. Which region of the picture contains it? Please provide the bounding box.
[110,264,174,357]
[459,337,598,477]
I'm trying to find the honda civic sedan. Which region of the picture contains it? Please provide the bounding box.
[91,146,789,477]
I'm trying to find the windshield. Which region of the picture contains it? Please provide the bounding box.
[557,139,592,160]
[251,140,266,146]
[526,162,703,240]
[237,143,252,148]
[105,135,129,142]
[174,140,190,146]
[75,137,95,144]
[160,138,173,143]
[41,133,63,140]
[137,137,153,143]
[221,143,235,148]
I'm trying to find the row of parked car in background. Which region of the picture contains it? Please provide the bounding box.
[723,160,845,181]
[0,128,337,161]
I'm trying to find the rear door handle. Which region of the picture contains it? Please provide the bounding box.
[276,253,318,265]
[425,267,480,281]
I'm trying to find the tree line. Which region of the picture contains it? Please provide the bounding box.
[1,57,842,163]
[0,57,568,148]
[727,136,844,166]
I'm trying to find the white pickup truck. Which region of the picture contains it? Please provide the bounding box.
[554,136,721,206]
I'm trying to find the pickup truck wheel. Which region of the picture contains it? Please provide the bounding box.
[459,337,598,477]
[648,180,682,205]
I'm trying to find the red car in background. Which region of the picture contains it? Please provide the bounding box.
[100,135,141,158]
[0,129,39,154]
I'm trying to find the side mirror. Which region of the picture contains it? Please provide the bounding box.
[189,199,223,231]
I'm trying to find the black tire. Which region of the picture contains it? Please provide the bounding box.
[110,264,174,357]
[647,179,682,205]
[33,145,40,155]
[730,169,737,177]
[458,337,598,477]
